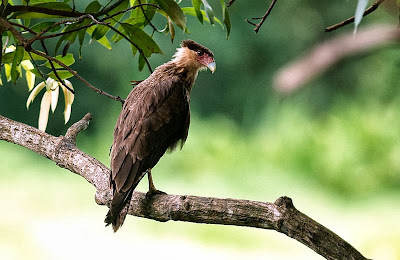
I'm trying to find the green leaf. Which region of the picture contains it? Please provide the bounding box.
[111,24,124,43]
[220,0,231,38]
[30,21,61,33]
[202,0,215,25]
[129,2,157,28]
[191,0,203,24]
[2,49,48,64]
[121,23,163,56]
[78,18,92,58]
[21,60,35,90]
[28,68,45,79]
[11,45,24,83]
[26,0,55,3]
[182,7,223,28]
[54,22,81,54]
[138,52,146,71]
[12,45,24,66]
[154,0,186,30]
[90,1,128,44]
[5,63,11,82]
[354,0,369,34]
[44,54,75,69]
[87,26,112,50]
[130,44,138,58]
[97,35,112,50]
[168,17,175,42]
[85,1,102,13]
[48,70,74,80]
[92,25,109,40]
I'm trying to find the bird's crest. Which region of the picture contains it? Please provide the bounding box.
[181,40,214,57]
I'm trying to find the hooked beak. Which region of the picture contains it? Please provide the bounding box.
[207,61,216,74]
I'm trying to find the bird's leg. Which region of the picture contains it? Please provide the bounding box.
[146,169,166,199]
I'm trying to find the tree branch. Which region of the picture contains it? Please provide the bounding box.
[245,0,278,34]
[0,114,370,260]
[8,4,84,18]
[325,0,386,32]
[274,25,400,93]
[227,0,236,8]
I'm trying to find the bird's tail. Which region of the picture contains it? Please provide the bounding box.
[104,188,134,232]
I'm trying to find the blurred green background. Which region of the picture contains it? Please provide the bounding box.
[1,0,400,259]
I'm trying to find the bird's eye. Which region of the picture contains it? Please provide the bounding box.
[197,50,204,56]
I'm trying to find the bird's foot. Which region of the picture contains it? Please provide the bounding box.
[145,169,166,200]
[145,189,166,200]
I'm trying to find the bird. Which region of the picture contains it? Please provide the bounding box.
[105,39,216,232]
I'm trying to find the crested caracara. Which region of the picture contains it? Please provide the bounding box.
[105,40,216,231]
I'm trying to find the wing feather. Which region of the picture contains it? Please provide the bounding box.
[110,74,189,195]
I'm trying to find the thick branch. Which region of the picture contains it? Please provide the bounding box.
[0,114,369,260]
[0,113,109,191]
[8,5,84,18]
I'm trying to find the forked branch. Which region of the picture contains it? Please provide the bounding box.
[0,114,370,260]
[245,0,278,33]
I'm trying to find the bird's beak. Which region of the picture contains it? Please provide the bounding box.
[207,61,216,74]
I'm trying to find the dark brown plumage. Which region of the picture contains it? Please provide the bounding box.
[105,40,215,231]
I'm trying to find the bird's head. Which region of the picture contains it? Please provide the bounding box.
[172,40,216,74]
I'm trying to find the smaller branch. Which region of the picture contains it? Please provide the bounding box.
[96,0,127,16]
[274,25,400,93]
[101,3,161,22]
[64,113,92,145]
[39,40,75,95]
[325,0,385,32]
[38,4,160,42]
[246,0,278,34]
[137,0,161,33]
[28,14,109,46]
[27,51,46,79]
[38,21,98,41]
[8,20,36,35]
[0,17,27,44]
[9,4,84,18]
[227,0,236,7]
[30,48,125,104]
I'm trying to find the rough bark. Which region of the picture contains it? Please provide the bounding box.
[0,113,370,260]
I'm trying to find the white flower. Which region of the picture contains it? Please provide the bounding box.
[27,78,75,131]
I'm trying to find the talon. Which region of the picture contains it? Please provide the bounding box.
[146,169,167,200]
[145,189,167,200]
